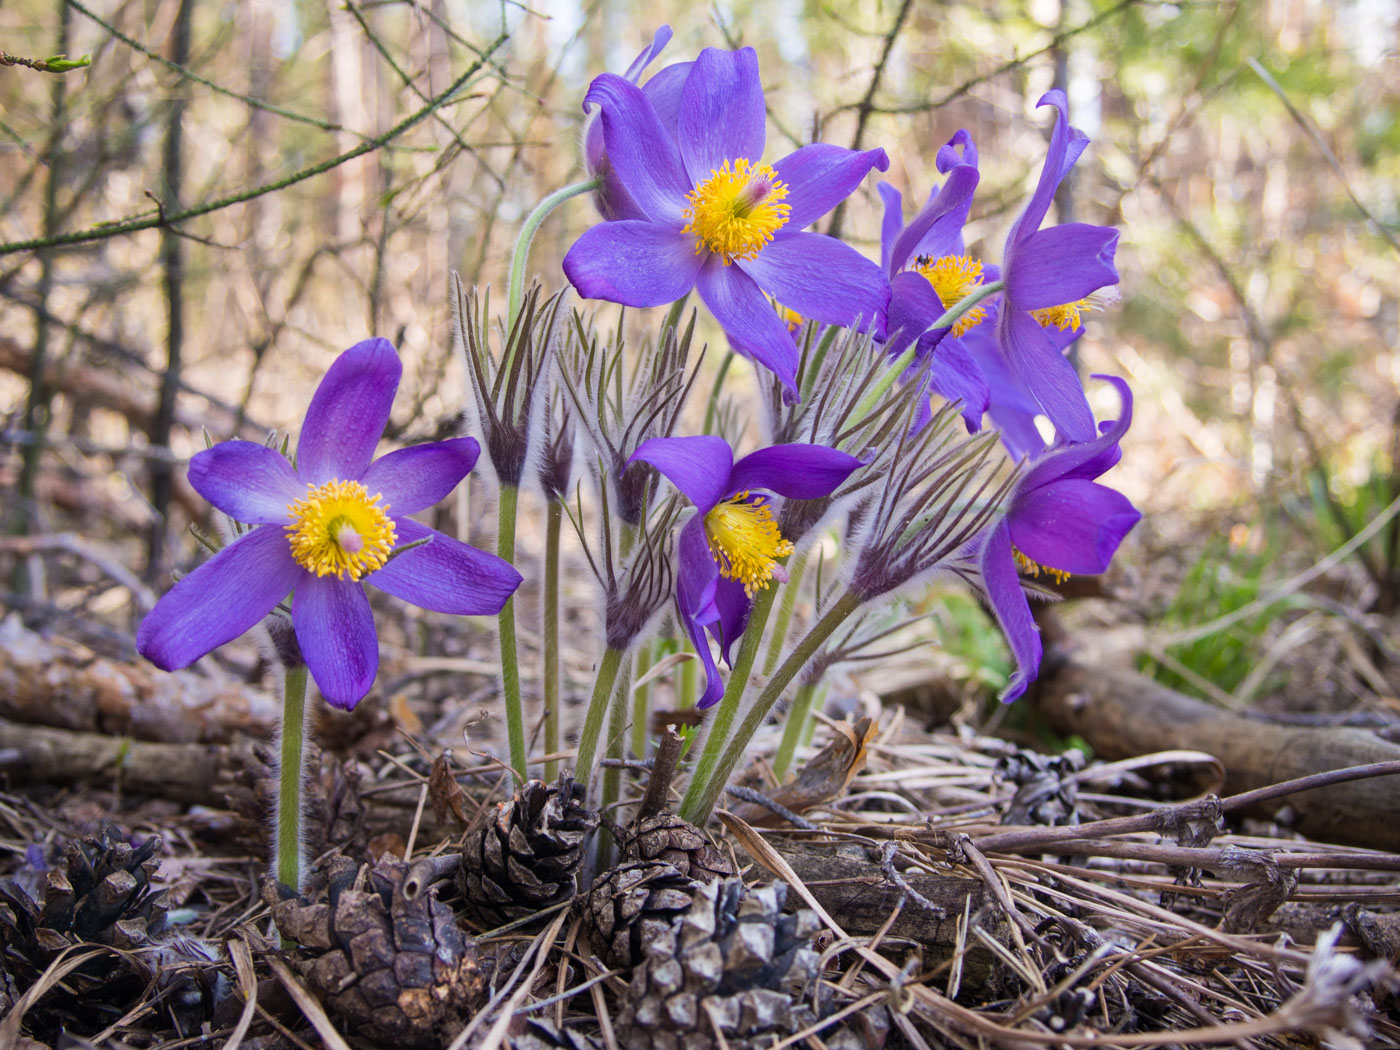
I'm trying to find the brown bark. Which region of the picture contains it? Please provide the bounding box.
[1036,655,1400,851]
[0,615,277,743]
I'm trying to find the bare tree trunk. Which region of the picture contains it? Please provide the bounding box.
[12,0,71,598]
[147,0,195,578]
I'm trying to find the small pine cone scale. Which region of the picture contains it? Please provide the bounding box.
[264,854,481,1047]
[620,814,739,882]
[581,861,697,970]
[617,877,822,1050]
[458,776,597,928]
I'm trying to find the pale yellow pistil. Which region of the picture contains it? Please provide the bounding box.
[703,492,795,597]
[1013,548,1070,585]
[1032,298,1094,331]
[683,158,791,264]
[286,479,397,580]
[914,254,987,336]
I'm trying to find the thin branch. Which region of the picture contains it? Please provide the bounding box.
[825,0,914,240]
[0,33,507,256]
[65,0,350,134]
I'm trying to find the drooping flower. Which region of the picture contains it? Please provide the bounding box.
[877,132,990,433]
[979,375,1140,702]
[565,46,891,394]
[137,339,523,709]
[628,435,863,707]
[996,91,1119,443]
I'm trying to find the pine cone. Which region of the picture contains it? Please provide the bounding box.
[581,861,697,970]
[620,814,738,882]
[0,827,171,1036]
[458,776,597,928]
[224,746,369,860]
[264,854,481,1047]
[616,877,822,1050]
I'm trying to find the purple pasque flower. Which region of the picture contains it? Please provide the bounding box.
[980,375,1140,702]
[137,339,523,710]
[565,46,891,395]
[878,132,990,433]
[628,434,862,707]
[996,90,1119,443]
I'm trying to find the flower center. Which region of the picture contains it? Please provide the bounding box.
[286,479,397,580]
[703,492,795,597]
[683,159,791,264]
[1032,298,1093,331]
[1013,547,1070,585]
[914,254,987,336]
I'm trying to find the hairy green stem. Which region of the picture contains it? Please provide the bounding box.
[507,177,601,330]
[632,639,655,760]
[277,663,309,891]
[679,638,697,709]
[662,294,689,338]
[543,500,563,781]
[678,580,782,822]
[598,657,634,866]
[702,350,735,435]
[575,644,626,786]
[685,590,863,824]
[496,484,527,783]
[763,548,810,675]
[772,680,819,782]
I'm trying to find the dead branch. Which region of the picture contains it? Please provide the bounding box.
[1035,650,1400,851]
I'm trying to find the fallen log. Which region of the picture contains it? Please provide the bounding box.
[0,613,277,744]
[1035,651,1400,851]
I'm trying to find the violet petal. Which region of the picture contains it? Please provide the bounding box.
[359,437,480,515]
[188,441,303,525]
[695,258,800,393]
[1005,223,1119,310]
[629,434,734,513]
[293,575,379,710]
[583,73,691,225]
[771,144,889,231]
[298,338,401,486]
[727,444,863,501]
[978,520,1041,703]
[136,524,300,670]
[1009,479,1140,576]
[737,232,890,334]
[369,518,522,615]
[677,47,765,182]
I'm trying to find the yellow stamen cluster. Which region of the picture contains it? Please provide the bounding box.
[1013,548,1071,585]
[1032,298,1093,331]
[285,479,397,581]
[914,254,987,336]
[683,158,791,264]
[703,492,795,597]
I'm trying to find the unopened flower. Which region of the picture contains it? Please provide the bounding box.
[629,435,862,707]
[980,376,1139,701]
[454,277,567,488]
[137,339,522,709]
[565,46,890,394]
[996,91,1118,442]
